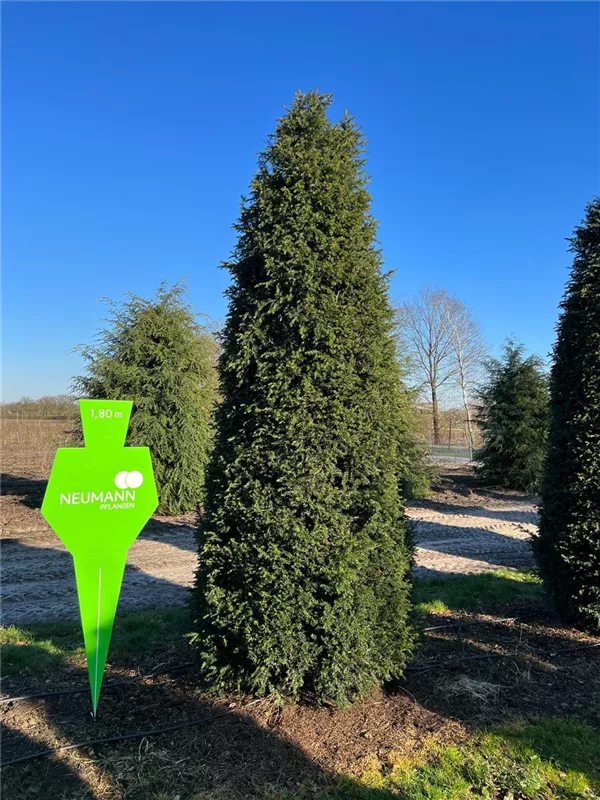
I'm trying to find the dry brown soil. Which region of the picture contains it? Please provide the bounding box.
[2,428,537,625]
[2,426,599,799]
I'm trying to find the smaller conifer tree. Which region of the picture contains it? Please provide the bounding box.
[74,282,218,514]
[475,341,549,492]
[534,199,600,630]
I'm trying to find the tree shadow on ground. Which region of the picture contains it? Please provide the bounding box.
[1,474,47,509]
[483,488,540,504]
[3,569,600,797]
[399,569,600,784]
[3,605,599,799]
[413,521,534,572]
[2,637,405,800]
[411,498,538,525]
[433,469,539,505]
[1,471,198,556]
[138,515,198,553]
[413,569,545,612]
[0,539,192,628]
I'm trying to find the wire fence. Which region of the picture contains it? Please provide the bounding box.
[427,444,474,461]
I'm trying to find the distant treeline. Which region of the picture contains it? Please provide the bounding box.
[0,395,79,420]
[1,395,482,444]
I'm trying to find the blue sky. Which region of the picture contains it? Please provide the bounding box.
[3,1,599,402]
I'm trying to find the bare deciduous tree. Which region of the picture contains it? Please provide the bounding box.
[396,287,485,448]
[444,298,487,455]
[396,287,457,444]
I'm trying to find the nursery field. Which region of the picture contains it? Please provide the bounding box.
[3,9,599,798]
[1,420,535,626]
[2,570,599,798]
[1,419,599,799]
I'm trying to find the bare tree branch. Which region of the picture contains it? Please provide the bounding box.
[395,287,486,447]
[444,298,487,454]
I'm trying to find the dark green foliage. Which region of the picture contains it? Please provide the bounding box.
[398,389,433,500]
[192,92,415,705]
[395,344,433,500]
[74,283,218,515]
[534,199,600,630]
[475,341,549,492]
[401,436,433,500]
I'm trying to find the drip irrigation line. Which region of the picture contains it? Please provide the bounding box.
[1,643,598,768]
[2,616,539,702]
[423,616,518,632]
[2,614,543,703]
[0,698,265,769]
[405,641,600,672]
[422,611,544,632]
[0,662,195,705]
[2,628,598,703]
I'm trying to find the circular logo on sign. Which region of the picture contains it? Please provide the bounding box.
[114,471,144,489]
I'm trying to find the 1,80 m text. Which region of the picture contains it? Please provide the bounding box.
[89,408,124,419]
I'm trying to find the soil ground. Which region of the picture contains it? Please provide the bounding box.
[1,424,599,798]
[410,461,536,578]
[2,574,599,798]
[1,448,537,626]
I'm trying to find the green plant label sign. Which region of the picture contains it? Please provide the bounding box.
[41,400,158,716]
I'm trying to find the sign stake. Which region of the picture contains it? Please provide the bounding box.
[41,400,158,715]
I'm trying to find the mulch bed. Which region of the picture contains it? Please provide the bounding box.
[2,605,599,800]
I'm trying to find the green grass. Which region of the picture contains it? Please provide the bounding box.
[414,568,545,615]
[2,571,546,677]
[428,444,472,459]
[191,718,599,800]
[1,607,191,676]
[338,718,600,799]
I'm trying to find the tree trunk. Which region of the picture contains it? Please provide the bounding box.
[431,386,441,445]
[457,355,474,458]
[464,398,474,460]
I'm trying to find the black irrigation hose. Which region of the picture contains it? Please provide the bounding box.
[1,614,541,704]
[1,613,595,702]
[0,661,195,705]
[0,706,243,768]
[423,616,519,632]
[421,611,546,632]
[2,642,599,768]
[405,641,600,672]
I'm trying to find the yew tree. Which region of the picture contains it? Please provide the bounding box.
[192,92,416,704]
[534,199,600,630]
[74,282,218,514]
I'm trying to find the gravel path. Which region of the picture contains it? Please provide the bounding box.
[1,467,538,625]
[408,498,536,578]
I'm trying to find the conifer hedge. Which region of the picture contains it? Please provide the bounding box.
[74,283,218,514]
[475,341,549,492]
[534,199,600,630]
[192,92,415,704]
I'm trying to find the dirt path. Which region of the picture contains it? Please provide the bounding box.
[1,515,198,626]
[408,462,537,578]
[0,465,537,626]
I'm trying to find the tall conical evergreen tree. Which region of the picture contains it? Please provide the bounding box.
[475,341,549,492]
[192,92,415,704]
[74,282,218,515]
[534,199,600,630]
